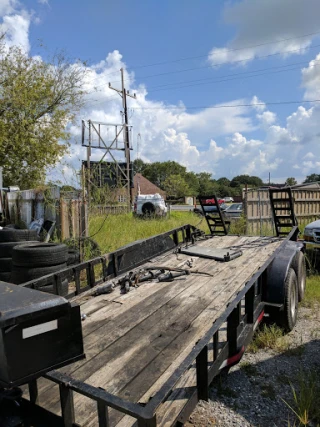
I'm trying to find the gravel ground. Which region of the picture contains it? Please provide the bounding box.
[187,306,320,427]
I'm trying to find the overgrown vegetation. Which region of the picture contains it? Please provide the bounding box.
[301,275,320,308]
[247,324,288,353]
[89,211,206,254]
[284,370,320,426]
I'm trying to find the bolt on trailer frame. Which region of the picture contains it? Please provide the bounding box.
[18,224,302,427]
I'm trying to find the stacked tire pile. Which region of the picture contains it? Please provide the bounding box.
[11,243,69,295]
[0,228,39,282]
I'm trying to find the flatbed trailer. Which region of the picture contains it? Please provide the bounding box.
[13,222,305,427]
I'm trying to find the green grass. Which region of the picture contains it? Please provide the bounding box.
[89,211,207,254]
[302,275,320,308]
[247,324,288,353]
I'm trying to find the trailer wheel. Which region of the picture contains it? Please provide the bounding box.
[291,251,306,302]
[279,268,298,332]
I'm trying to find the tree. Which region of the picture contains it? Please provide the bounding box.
[285,177,297,186]
[0,39,87,189]
[303,173,320,183]
[230,175,263,188]
[217,177,230,187]
[163,174,190,199]
[197,172,218,196]
[132,158,146,174]
[184,171,199,196]
[143,161,187,189]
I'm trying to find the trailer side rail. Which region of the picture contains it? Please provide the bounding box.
[21,224,198,298]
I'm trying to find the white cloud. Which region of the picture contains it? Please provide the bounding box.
[303,152,315,159]
[251,96,265,112]
[0,0,18,16]
[0,0,32,52]
[1,0,318,184]
[257,111,277,127]
[208,0,320,66]
[301,54,320,99]
[45,48,320,185]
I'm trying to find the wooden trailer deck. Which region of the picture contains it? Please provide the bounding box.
[31,234,284,426]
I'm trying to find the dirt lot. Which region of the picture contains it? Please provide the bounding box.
[187,304,320,427]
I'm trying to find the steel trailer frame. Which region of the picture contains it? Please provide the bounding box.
[20,225,300,427]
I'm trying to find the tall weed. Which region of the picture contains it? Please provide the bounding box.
[283,370,320,426]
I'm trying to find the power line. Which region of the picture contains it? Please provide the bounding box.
[131,43,320,82]
[146,58,320,93]
[83,59,320,108]
[148,62,320,94]
[128,29,320,70]
[102,42,320,89]
[131,99,320,111]
[83,36,320,92]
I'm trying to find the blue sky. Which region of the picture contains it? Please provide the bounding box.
[1,0,320,184]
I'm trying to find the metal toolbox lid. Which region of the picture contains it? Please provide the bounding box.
[0,282,69,328]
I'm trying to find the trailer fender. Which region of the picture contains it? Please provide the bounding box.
[266,241,303,305]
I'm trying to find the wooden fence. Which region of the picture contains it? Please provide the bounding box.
[6,188,88,240]
[245,189,320,234]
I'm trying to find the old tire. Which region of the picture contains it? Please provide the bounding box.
[0,241,39,258]
[0,229,39,243]
[10,263,67,284]
[0,272,11,282]
[278,268,298,332]
[142,202,155,216]
[4,224,21,229]
[67,249,80,266]
[38,278,69,296]
[12,243,68,267]
[0,258,12,272]
[64,237,101,259]
[291,251,306,302]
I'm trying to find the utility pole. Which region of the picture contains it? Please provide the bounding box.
[109,68,136,208]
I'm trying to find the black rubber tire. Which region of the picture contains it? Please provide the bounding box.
[0,241,39,258]
[278,268,298,332]
[142,202,155,215]
[0,229,39,243]
[67,249,80,266]
[291,251,306,302]
[12,243,68,267]
[0,272,11,282]
[10,263,67,284]
[38,278,69,296]
[64,237,101,259]
[0,258,12,272]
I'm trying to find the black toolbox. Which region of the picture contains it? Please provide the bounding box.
[0,281,84,387]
